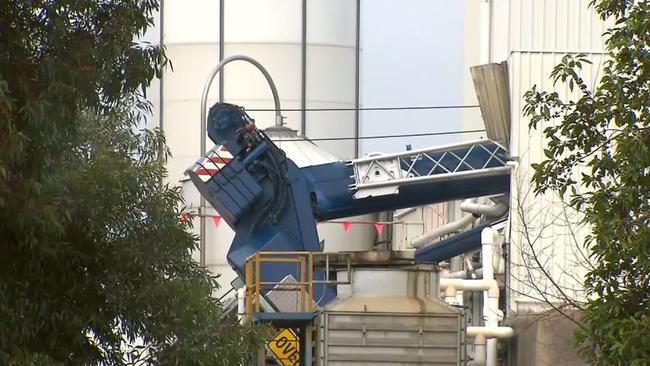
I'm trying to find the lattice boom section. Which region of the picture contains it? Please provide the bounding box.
[350,139,509,199]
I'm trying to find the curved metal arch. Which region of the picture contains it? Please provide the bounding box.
[198,55,283,266]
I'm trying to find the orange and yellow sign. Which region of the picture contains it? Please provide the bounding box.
[267,328,300,366]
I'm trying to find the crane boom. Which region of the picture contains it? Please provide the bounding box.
[188,103,510,305]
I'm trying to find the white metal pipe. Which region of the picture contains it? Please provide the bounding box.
[237,287,246,325]
[444,286,457,305]
[441,226,513,365]
[482,228,495,285]
[485,297,500,366]
[394,207,417,219]
[481,227,499,366]
[467,326,514,339]
[460,200,508,217]
[480,0,491,64]
[439,278,498,292]
[468,334,486,366]
[410,200,479,248]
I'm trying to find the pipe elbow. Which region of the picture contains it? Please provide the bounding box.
[461,200,508,217]
[439,278,498,292]
[481,227,494,245]
[410,212,477,248]
[467,326,514,339]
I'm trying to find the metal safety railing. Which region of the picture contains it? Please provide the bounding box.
[245,252,314,320]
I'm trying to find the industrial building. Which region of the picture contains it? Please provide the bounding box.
[144,1,608,365]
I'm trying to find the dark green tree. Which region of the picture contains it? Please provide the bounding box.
[523,1,650,364]
[0,1,262,364]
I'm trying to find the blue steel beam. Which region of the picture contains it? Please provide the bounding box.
[188,103,511,306]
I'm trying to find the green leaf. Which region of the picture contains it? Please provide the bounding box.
[0,2,263,365]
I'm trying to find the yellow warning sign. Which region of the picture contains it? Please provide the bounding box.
[267,328,300,366]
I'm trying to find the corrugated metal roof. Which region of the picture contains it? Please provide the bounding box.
[471,62,511,149]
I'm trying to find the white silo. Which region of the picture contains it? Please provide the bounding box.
[159,0,370,297]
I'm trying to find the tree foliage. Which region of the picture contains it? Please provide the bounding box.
[523,1,650,364]
[0,1,262,364]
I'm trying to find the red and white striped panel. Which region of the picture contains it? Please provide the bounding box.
[191,145,233,182]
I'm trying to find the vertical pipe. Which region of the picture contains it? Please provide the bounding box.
[325,254,330,283]
[354,0,361,158]
[199,0,225,267]
[301,0,307,136]
[473,335,487,366]
[482,228,498,366]
[480,0,492,64]
[482,228,494,280]
[237,287,246,324]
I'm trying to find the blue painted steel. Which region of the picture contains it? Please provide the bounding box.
[188,103,335,304]
[414,218,507,263]
[302,162,510,220]
[189,103,511,307]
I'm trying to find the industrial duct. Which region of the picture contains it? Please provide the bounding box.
[409,197,508,249]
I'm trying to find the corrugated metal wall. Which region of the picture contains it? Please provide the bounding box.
[462,0,610,312]
[319,312,464,365]
[492,0,609,311]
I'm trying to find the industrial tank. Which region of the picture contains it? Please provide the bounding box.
[318,265,466,365]
[161,0,359,182]
[161,0,363,297]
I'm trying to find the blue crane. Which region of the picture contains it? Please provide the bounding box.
[187,102,509,305]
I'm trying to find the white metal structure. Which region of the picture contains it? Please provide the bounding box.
[459,1,609,364]
[461,0,609,312]
[160,0,360,182]
[439,227,513,366]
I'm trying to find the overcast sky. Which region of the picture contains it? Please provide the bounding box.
[360,0,465,155]
[142,1,467,156]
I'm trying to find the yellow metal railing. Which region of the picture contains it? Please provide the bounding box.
[244,251,314,321]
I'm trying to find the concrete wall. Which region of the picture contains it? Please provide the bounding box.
[509,311,585,366]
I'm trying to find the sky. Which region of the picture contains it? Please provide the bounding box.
[141,0,467,157]
[359,0,465,155]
